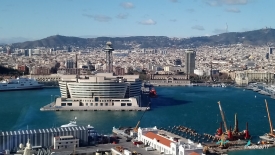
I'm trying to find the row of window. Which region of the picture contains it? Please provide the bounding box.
[58,141,77,144]
[66,98,120,102]
[60,103,132,106]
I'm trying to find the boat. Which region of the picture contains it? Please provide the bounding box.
[61,117,77,128]
[258,90,270,96]
[259,134,275,142]
[0,77,43,91]
[149,87,157,98]
[252,87,261,92]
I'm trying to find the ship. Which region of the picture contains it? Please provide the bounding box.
[0,77,43,91]
[149,87,157,98]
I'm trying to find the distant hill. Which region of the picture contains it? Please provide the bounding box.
[11,28,275,49]
[0,37,33,45]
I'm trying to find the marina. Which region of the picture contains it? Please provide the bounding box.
[1,86,275,154]
[246,82,275,100]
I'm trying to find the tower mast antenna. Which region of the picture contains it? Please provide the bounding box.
[104,42,114,73]
[226,23,228,33]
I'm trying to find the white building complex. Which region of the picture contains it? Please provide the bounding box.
[53,135,79,150]
[137,127,203,155]
[234,71,275,86]
[55,73,143,109]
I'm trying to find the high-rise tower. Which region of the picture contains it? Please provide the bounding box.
[185,49,196,75]
[104,41,114,73]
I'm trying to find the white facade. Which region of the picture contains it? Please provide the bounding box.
[56,73,142,108]
[28,49,32,57]
[137,127,203,155]
[178,143,203,155]
[234,71,274,85]
[53,135,79,150]
[194,69,204,76]
[55,97,139,108]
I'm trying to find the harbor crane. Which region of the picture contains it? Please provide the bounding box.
[217,101,228,132]
[133,102,151,132]
[265,99,275,137]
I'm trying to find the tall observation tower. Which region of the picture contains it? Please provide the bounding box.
[104,41,114,73]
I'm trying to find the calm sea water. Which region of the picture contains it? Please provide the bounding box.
[0,86,274,155]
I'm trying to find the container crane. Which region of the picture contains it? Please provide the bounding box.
[265,99,275,136]
[217,101,228,132]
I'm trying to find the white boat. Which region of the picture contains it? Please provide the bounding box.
[258,90,270,96]
[61,117,77,128]
[0,77,43,91]
[259,134,275,142]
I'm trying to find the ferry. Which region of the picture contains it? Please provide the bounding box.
[0,77,43,91]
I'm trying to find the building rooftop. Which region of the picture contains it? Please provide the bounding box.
[144,131,173,147]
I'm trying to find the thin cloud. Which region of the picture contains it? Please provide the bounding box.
[226,8,241,13]
[186,9,195,13]
[213,28,227,34]
[82,14,112,22]
[192,25,205,31]
[117,13,129,19]
[170,19,177,22]
[205,0,249,6]
[170,0,178,2]
[120,2,135,9]
[138,19,156,25]
[223,0,248,5]
[1,9,8,12]
[241,28,251,32]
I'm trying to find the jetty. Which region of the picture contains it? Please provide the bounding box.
[40,102,149,111]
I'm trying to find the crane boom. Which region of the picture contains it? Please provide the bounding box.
[218,101,228,132]
[265,99,274,135]
[133,102,151,132]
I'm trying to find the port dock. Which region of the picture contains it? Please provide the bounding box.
[40,102,149,111]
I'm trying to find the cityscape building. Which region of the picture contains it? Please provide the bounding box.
[104,42,114,73]
[28,49,32,57]
[24,49,29,56]
[185,49,196,74]
[66,59,74,69]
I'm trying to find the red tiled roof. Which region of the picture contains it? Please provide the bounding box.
[189,152,200,155]
[144,132,173,147]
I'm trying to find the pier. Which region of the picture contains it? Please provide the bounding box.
[40,102,149,111]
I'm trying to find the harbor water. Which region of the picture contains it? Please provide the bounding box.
[0,86,274,154]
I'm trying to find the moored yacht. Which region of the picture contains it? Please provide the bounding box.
[0,77,43,91]
[61,117,77,128]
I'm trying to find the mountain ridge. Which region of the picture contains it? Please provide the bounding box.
[9,28,275,49]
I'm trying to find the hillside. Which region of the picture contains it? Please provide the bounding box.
[10,28,275,49]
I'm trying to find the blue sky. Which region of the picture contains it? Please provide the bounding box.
[0,0,274,40]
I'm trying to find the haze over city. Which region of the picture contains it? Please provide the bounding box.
[0,0,274,44]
